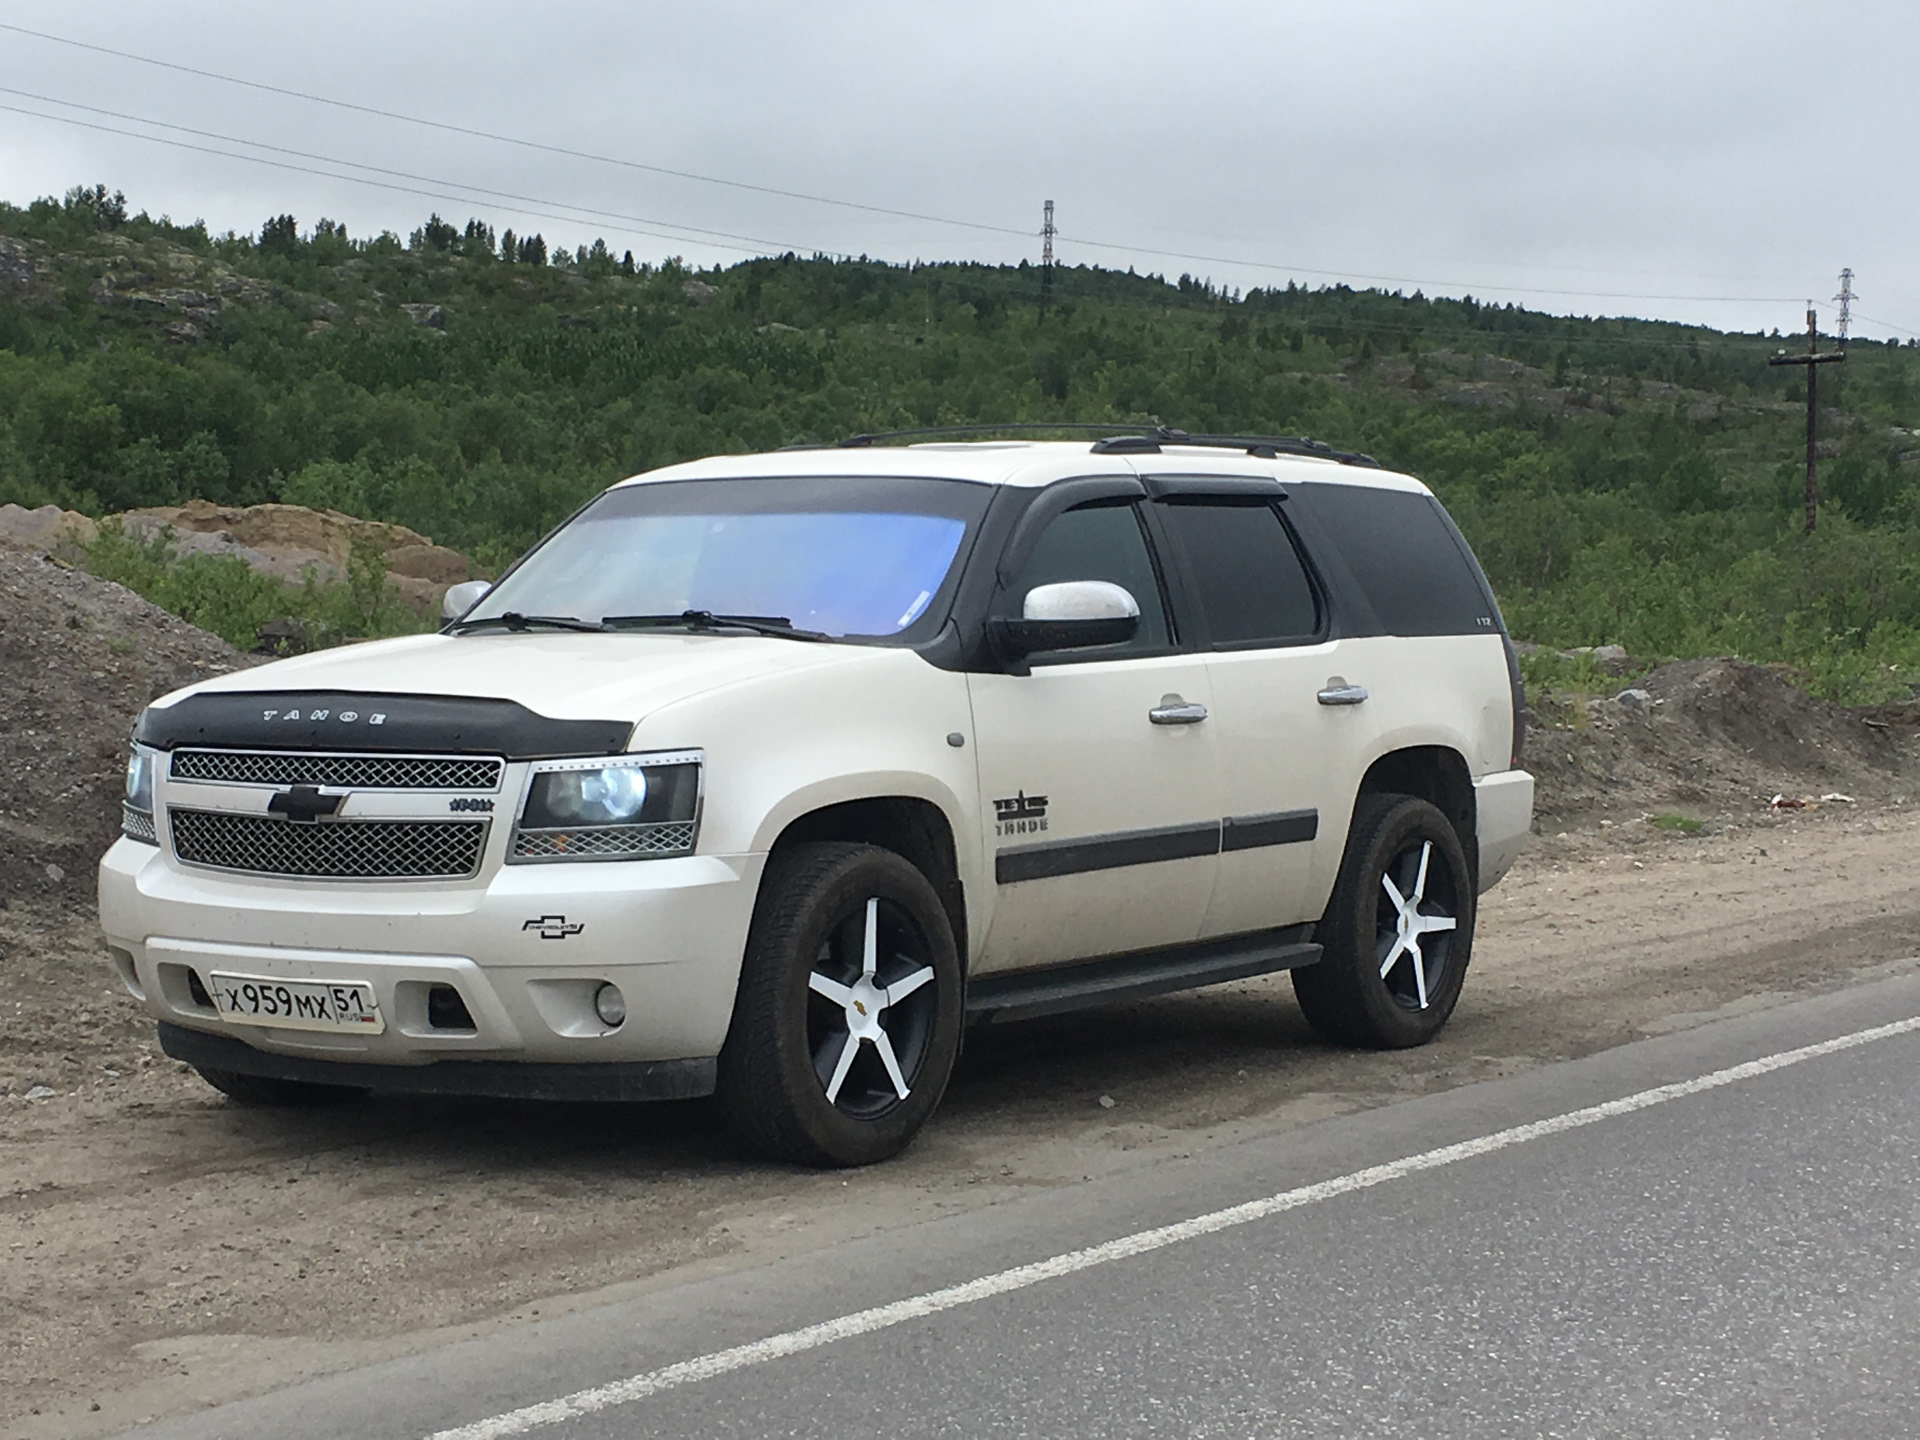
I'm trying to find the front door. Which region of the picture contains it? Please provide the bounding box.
[968,499,1219,973]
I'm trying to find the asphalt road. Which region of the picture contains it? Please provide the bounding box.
[118,970,1920,1440]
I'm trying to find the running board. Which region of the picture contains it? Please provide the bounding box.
[965,927,1321,1025]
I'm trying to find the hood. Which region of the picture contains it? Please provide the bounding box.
[152,630,872,726]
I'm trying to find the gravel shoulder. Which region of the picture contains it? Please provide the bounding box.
[5,801,1919,1437]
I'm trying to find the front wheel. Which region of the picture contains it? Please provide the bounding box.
[1292,793,1474,1049]
[718,842,963,1167]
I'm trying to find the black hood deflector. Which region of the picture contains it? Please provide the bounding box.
[135,691,633,760]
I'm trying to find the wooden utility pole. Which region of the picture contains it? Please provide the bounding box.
[1769,305,1845,533]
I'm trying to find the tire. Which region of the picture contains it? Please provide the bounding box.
[193,1066,369,1107]
[1292,793,1475,1049]
[718,842,963,1167]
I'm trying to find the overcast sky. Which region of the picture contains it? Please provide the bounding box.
[0,1,1912,339]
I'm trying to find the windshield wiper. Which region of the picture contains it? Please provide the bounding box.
[449,612,606,634]
[601,610,829,642]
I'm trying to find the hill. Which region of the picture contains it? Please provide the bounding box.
[3,184,1919,699]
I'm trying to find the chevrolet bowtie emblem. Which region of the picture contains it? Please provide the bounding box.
[266,784,345,823]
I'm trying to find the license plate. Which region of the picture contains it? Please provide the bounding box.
[207,971,384,1034]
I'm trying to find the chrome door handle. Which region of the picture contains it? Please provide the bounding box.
[1149,700,1209,725]
[1317,684,1369,706]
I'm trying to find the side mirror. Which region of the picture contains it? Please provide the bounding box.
[440,579,492,623]
[995,580,1140,661]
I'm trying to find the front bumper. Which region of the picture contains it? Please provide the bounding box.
[99,836,765,1079]
[156,1022,716,1101]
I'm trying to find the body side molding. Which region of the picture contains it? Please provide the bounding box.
[995,807,1320,884]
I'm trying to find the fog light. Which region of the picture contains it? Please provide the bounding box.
[593,982,626,1028]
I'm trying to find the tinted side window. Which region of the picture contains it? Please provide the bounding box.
[1291,486,1497,637]
[1158,500,1319,646]
[998,501,1170,654]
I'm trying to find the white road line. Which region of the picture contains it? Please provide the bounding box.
[428,1013,1920,1440]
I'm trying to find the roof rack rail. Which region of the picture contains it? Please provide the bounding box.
[1090,428,1380,468]
[835,422,1159,448]
[817,422,1380,468]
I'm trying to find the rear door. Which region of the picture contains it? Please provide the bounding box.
[967,495,1219,973]
[1147,484,1379,937]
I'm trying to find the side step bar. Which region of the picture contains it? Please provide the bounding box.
[965,926,1321,1025]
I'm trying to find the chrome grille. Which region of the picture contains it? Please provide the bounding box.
[170,750,503,791]
[122,804,158,845]
[512,820,697,861]
[169,809,487,879]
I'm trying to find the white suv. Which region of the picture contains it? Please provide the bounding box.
[99,429,1533,1166]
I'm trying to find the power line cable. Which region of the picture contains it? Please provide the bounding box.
[0,86,837,256]
[0,19,1825,312]
[1052,232,1810,307]
[0,19,1035,242]
[1855,312,1920,340]
[0,101,844,259]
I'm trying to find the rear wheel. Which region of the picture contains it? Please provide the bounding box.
[193,1066,368,1107]
[718,842,963,1167]
[1293,793,1474,1049]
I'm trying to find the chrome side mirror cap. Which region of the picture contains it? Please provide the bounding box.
[1022,580,1140,624]
[995,580,1141,663]
[440,579,492,623]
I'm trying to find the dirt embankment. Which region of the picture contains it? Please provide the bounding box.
[1526,656,1920,831]
[0,547,249,912]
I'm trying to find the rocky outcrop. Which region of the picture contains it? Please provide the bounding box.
[116,501,486,615]
[0,503,98,557]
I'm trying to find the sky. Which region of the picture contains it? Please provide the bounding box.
[0,0,1913,341]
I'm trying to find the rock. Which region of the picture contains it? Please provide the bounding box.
[24,1086,55,1101]
[400,303,446,328]
[681,279,718,306]
[753,321,801,335]
[1616,688,1653,711]
[113,501,486,616]
[160,321,203,345]
[1097,1094,1116,1109]
[0,504,99,556]
[44,863,65,883]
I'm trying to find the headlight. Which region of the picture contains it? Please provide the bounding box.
[122,744,160,845]
[510,752,701,863]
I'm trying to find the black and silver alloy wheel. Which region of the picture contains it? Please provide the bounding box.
[1293,792,1475,1049]
[806,896,939,1119]
[719,842,963,1167]
[1374,837,1459,1012]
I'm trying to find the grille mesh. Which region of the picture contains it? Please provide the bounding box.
[513,821,697,861]
[170,750,503,791]
[122,804,158,845]
[169,809,487,879]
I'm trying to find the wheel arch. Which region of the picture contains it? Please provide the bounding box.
[1354,745,1477,888]
[762,794,968,970]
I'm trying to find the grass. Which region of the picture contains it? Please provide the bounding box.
[1648,813,1704,834]
[82,520,429,652]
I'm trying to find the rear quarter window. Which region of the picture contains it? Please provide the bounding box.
[1290,485,1500,637]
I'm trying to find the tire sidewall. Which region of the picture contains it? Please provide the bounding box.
[1329,796,1475,1047]
[731,845,963,1166]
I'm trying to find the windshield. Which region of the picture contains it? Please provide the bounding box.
[462,476,991,640]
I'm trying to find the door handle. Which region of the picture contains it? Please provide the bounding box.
[1150,699,1209,725]
[1316,684,1369,706]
